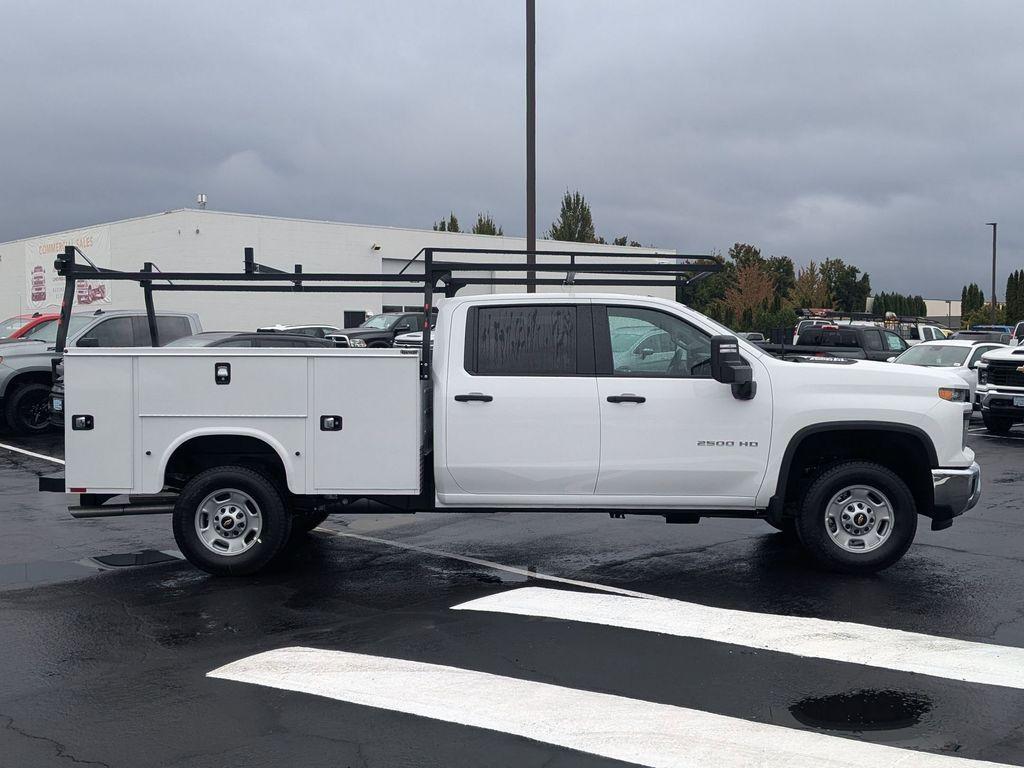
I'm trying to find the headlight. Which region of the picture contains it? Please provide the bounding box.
[978,368,988,385]
[938,387,969,402]
[349,338,367,348]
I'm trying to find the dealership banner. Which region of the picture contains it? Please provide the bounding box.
[23,226,111,310]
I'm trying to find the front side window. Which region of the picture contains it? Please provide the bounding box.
[469,305,577,375]
[606,306,711,378]
[884,331,906,351]
[83,317,134,346]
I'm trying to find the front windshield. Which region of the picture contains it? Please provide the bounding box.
[0,316,27,337]
[894,344,970,367]
[361,314,398,330]
[21,316,91,343]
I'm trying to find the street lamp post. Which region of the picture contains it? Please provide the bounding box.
[987,222,997,324]
[525,0,536,293]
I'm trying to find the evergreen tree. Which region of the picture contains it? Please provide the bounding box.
[471,212,503,236]
[433,212,460,233]
[548,190,596,242]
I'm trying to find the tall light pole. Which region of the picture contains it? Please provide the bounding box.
[526,0,536,292]
[987,222,997,324]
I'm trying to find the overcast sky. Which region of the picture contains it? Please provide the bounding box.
[2,1,1022,297]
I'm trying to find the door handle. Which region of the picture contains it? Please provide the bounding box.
[607,394,646,404]
[454,393,493,402]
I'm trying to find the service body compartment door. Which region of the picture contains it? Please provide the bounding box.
[311,353,422,494]
[64,354,135,491]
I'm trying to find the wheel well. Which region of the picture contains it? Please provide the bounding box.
[3,371,53,398]
[164,435,287,491]
[776,428,933,517]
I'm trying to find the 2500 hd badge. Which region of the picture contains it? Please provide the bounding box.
[696,440,759,447]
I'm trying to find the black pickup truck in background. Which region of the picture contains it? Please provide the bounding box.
[757,325,909,362]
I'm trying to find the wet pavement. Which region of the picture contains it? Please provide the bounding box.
[0,423,1023,766]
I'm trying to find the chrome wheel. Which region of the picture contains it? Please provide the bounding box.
[824,485,893,554]
[194,488,262,556]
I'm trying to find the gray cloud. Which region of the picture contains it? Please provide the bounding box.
[1,0,1022,297]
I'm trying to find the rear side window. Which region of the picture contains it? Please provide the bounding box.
[134,316,194,346]
[466,305,581,375]
[862,330,883,351]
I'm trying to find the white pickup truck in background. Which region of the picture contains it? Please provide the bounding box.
[47,292,981,577]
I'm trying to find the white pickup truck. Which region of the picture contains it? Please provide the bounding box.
[45,292,980,577]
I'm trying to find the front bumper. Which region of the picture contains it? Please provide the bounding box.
[930,462,981,530]
[978,389,1024,416]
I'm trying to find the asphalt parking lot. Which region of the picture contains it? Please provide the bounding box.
[1,421,1023,767]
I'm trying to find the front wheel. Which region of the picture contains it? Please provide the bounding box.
[172,466,291,575]
[982,412,1014,435]
[795,461,917,574]
[4,382,52,435]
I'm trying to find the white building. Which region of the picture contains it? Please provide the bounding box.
[0,209,678,330]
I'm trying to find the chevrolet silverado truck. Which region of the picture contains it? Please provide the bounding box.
[42,293,980,577]
[975,345,1024,433]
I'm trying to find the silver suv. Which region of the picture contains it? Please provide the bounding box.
[0,310,200,435]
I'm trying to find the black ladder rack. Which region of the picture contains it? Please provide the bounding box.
[53,245,721,379]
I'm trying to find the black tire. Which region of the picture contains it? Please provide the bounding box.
[292,509,330,534]
[794,461,917,574]
[982,412,1014,435]
[4,382,53,435]
[172,466,291,576]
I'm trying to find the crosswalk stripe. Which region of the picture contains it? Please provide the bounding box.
[453,586,1024,690]
[208,647,1011,768]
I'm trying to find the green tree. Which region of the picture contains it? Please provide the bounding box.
[612,236,643,247]
[961,283,985,317]
[789,261,832,308]
[548,190,596,242]
[821,258,871,312]
[471,212,503,236]
[433,212,460,233]
[1005,270,1024,326]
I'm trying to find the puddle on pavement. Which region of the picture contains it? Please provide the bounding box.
[790,689,932,732]
[0,550,183,588]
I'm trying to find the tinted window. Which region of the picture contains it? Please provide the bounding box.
[216,339,255,347]
[606,306,711,378]
[133,316,193,346]
[471,305,576,375]
[84,317,135,346]
[862,330,883,351]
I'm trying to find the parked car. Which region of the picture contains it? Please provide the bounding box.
[1012,321,1024,347]
[0,309,201,435]
[393,331,432,350]
[951,330,1011,344]
[0,312,59,340]
[896,321,948,345]
[256,324,339,338]
[166,332,333,348]
[49,293,980,578]
[975,346,1024,433]
[971,324,1013,333]
[890,339,1005,405]
[327,312,427,348]
[759,325,908,362]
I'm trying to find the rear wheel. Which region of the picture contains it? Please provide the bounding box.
[795,461,917,574]
[982,412,1014,435]
[172,466,291,575]
[3,382,52,435]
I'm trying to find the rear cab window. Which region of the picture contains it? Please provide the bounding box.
[464,304,592,376]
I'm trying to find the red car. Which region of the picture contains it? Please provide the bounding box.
[0,313,60,339]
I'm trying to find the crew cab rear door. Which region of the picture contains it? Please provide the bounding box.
[442,302,600,496]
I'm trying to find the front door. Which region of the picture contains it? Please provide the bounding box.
[443,302,600,497]
[594,304,772,506]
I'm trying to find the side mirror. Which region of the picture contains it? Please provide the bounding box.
[886,356,896,363]
[77,337,99,348]
[394,324,411,333]
[639,347,654,359]
[710,335,755,400]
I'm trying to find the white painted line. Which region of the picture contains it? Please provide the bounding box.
[454,586,1024,691]
[326,530,651,598]
[209,647,1011,768]
[0,441,64,465]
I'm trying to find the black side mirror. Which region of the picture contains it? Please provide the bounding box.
[639,347,654,359]
[77,337,99,348]
[710,335,755,400]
